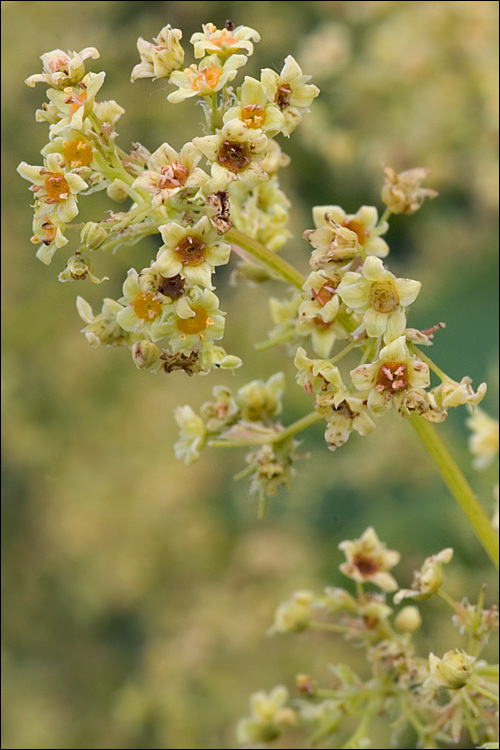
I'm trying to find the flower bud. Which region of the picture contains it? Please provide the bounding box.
[425,650,475,690]
[80,222,108,250]
[395,605,422,633]
[131,340,161,370]
[106,180,129,202]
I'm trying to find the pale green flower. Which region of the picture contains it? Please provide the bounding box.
[116,268,176,342]
[269,591,315,634]
[394,548,453,604]
[190,22,260,60]
[298,270,343,358]
[131,25,184,81]
[338,256,421,342]
[30,214,68,265]
[194,118,269,190]
[310,204,390,259]
[168,54,247,103]
[25,47,99,88]
[316,391,376,450]
[237,686,297,745]
[199,385,239,432]
[41,128,96,172]
[236,372,285,422]
[153,286,225,352]
[173,405,207,464]
[18,152,87,224]
[76,296,130,347]
[224,76,285,136]
[35,72,106,134]
[466,408,499,469]
[350,335,430,416]
[260,55,319,136]
[424,650,475,690]
[433,376,487,409]
[131,340,162,371]
[294,347,344,395]
[382,165,438,215]
[132,141,209,207]
[229,178,291,251]
[155,216,231,289]
[58,254,108,284]
[339,527,400,592]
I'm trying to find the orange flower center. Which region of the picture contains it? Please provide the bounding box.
[133,292,163,321]
[64,86,88,116]
[192,67,222,91]
[43,172,70,203]
[177,307,209,335]
[175,236,207,266]
[218,140,250,173]
[159,161,190,190]
[63,137,93,168]
[241,104,265,128]
[211,34,238,47]
[343,218,367,245]
[376,362,409,393]
[370,281,399,314]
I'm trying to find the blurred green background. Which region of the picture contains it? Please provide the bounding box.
[1,2,498,748]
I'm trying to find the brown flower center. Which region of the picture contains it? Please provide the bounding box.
[370,281,400,314]
[158,274,186,299]
[133,292,162,321]
[63,137,93,168]
[353,553,380,576]
[343,218,367,245]
[312,316,334,330]
[376,362,409,393]
[275,83,292,110]
[192,66,222,91]
[241,104,265,128]
[43,172,70,203]
[218,140,250,173]
[177,307,209,335]
[159,161,190,190]
[175,236,207,266]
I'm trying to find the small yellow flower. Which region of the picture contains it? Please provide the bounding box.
[190,22,260,60]
[131,25,184,81]
[237,686,297,745]
[424,650,475,690]
[35,72,106,135]
[339,527,400,592]
[381,165,438,215]
[311,205,389,259]
[316,391,376,450]
[76,296,130,348]
[337,256,421,342]
[260,55,319,136]
[433,376,487,409]
[269,591,315,634]
[173,405,207,464]
[168,54,247,103]
[224,76,285,136]
[18,152,88,224]
[236,372,285,423]
[154,286,225,353]
[29,214,68,265]
[394,548,453,604]
[294,347,344,395]
[194,118,269,190]
[298,270,342,358]
[25,47,100,88]
[132,141,209,208]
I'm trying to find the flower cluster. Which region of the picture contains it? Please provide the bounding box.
[18,22,318,379]
[238,529,499,749]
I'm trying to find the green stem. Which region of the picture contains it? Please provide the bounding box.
[208,410,323,448]
[226,227,306,290]
[410,416,499,568]
[309,621,349,634]
[468,679,499,704]
[255,329,297,352]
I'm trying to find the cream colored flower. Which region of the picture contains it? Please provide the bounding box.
[224,76,285,136]
[467,408,499,469]
[173,405,207,464]
[316,391,376,450]
[424,650,475,691]
[229,178,291,251]
[168,54,246,103]
[339,527,400,592]
[269,591,315,634]
[236,372,285,423]
[294,347,344,395]
[132,141,208,207]
[190,22,260,59]
[25,47,99,88]
[30,214,68,265]
[76,296,130,348]
[260,55,319,136]
[194,118,269,189]
[35,72,106,134]
[381,165,438,215]
[155,216,231,289]
[298,270,342,358]
[337,256,421,342]
[394,548,453,604]
[433,376,487,409]
[116,268,176,341]
[153,286,225,353]
[131,25,184,81]
[237,686,297,746]
[350,336,430,416]
[18,152,87,224]
[311,205,389,259]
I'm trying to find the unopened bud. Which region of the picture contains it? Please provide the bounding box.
[395,606,422,633]
[131,340,161,370]
[80,222,108,250]
[426,650,475,690]
[106,180,129,202]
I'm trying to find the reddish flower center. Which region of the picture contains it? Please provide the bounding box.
[353,554,380,576]
[312,316,334,330]
[158,274,185,299]
[174,236,207,266]
[177,307,209,335]
[43,172,70,203]
[133,292,162,321]
[274,83,292,110]
[370,281,400,314]
[376,362,409,393]
[241,104,265,128]
[158,161,190,190]
[192,67,222,91]
[63,137,93,168]
[312,282,338,306]
[218,140,250,173]
[64,86,88,116]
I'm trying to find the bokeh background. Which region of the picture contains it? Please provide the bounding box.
[2,2,498,748]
